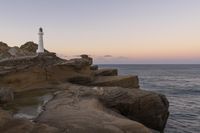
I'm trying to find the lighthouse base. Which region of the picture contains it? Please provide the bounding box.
[36,49,44,53]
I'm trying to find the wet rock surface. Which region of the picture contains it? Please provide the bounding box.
[90,75,140,88]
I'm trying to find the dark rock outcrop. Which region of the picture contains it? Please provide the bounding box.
[68,75,93,84]
[90,65,98,70]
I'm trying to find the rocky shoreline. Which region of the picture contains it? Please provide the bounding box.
[0,42,169,133]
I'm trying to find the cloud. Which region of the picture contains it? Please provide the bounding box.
[104,55,113,58]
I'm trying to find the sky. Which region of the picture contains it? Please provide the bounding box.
[0,0,200,64]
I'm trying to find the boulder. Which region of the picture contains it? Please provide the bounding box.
[0,88,14,103]
[36,85,151,133]
[93,68,118,76]
[99,87,169,132]
[90,75,139,88]
[20,41,49,53]
[90,65,98,70]
[80,54,93,65]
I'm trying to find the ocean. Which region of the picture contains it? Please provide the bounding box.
[98,64,200,133]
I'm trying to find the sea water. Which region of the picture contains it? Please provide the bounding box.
[98,64,200,133]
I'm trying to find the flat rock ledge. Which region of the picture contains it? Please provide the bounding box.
[35,85,169,133]
[93,68,118,76]
[36,85,151,133]
[89,75,139,88]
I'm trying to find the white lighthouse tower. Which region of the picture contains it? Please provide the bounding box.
[36,27,44,53]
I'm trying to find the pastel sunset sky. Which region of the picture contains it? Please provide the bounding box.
[0,0,200,64]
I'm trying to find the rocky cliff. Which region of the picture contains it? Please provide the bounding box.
[0,41,49,60]
[0,42,169,133]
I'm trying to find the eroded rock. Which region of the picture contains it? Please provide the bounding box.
[90,75,139,88]
[36,85,169,132]
[36,85,151,133]
[0,43,169,132]
[20,41,49,53]
[0,42,9,52]
[93,68,118,76]
[99,87,169,132]
[0,54,93,92]
[0,88,14,103]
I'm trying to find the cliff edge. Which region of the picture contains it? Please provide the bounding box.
[0,42,169,133]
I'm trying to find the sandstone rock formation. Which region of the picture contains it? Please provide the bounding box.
[0,108,12,128]
[0,41,49,60]
[1,100,59,133]
[36,85,153,133]
[20,41,49,53]
[93,68,118,76]
[0,88,14,103]
[0,42,9,52]
[0,119,60,133]
[0,42,32,60]
[99,86,169,131]
[0,42,169,133]
[90,75,139,88]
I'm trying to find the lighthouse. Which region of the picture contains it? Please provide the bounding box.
[36,27,44,53]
